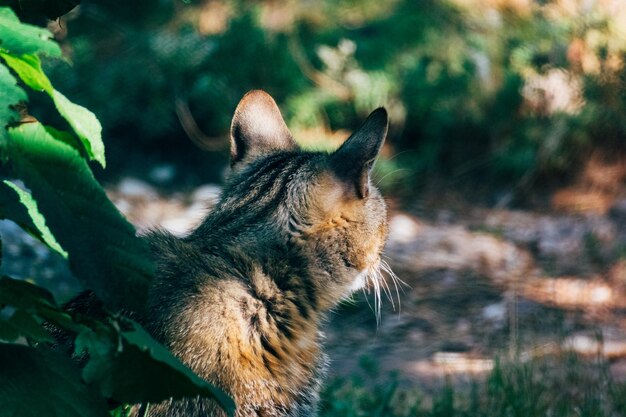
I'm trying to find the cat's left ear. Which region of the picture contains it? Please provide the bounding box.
[330,108,388,198]
[230,90,298,166]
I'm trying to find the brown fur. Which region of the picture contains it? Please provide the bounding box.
[141,91,390,416]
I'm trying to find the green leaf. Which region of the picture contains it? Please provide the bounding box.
[44,125,85,154]
[76,320,236,416]
[0,62,27,133]
[52,89,106,167]
[0,317,20,342]
[121,323,235,413]
[3,122,152,314]
[0,51,106,166]
[0,275,78,330]
[0,344,109,417]
[5,308,53,342]
[109,404,134,417]
[0,180,44,244]
[0,51,53,93]
[0,275,56,310]
[0,7,61,57]
[2,180,68,257]
[0,275,84,343]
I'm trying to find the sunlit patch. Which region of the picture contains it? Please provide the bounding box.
[521,277,616,309]
[432,352,494,373]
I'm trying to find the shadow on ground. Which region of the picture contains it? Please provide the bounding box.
[3,174,626,392]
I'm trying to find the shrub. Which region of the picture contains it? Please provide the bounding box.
[0,6,234,416]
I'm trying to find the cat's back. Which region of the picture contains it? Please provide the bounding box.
[145,228,326,417]
[140,90,390,417]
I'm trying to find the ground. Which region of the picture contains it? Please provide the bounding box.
[2,166,626,396]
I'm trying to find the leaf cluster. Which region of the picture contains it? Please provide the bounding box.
[0,277,234,416]
[0,6,234,416]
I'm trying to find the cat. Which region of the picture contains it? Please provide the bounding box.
[143,90,391,417]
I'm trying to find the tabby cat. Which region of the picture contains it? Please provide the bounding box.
[145,90,391,417]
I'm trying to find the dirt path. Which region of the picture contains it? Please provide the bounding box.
[3,176,626,389]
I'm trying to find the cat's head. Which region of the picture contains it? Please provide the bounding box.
[219,90,391,309]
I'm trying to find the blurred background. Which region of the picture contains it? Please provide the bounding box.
[4,0,626,412]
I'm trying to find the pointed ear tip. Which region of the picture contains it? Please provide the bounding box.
[366,108,389,138]
[369,107,389,124]
[242,89,273,100]
[373,106,387,115]
[236,90,277,111]
[232,89,283,130]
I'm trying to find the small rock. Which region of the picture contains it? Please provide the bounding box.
[482,302,506,323]
[148,164,176,184]
[116,178,158,200]
[388,214,421,244]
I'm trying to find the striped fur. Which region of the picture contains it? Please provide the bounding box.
[143,91,390,417]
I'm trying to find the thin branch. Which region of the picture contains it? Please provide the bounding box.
[174,96,228,151]
[287,35,353,101]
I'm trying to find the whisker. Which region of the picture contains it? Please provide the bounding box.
[374,168,410,187]
[379,265,401,312]
[378,268,396,311]
[381,259,410,289]
[386,269,402,313]
[355,261,406,326]
[371,271,382,327]
[342,293,358,305]
[361,283,376,317]
[376,278,382,327]
[394,275,403,312]
[380,259,405,312]
[381,150,415,163]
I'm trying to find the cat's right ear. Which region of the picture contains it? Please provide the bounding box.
[329,108,388,198]
[230,90,297,167]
